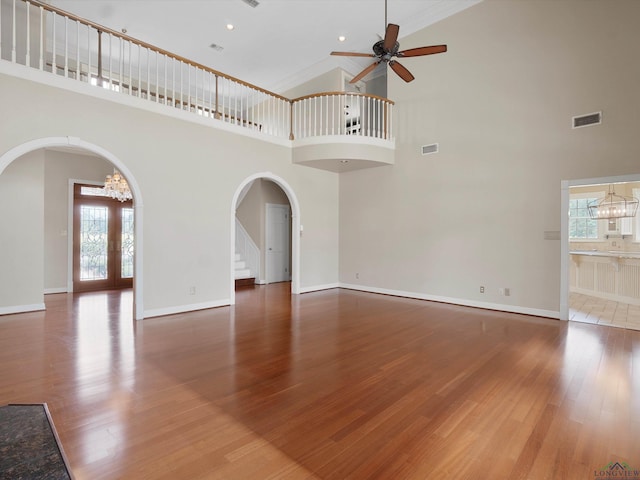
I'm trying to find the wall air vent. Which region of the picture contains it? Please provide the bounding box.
[421,143,439,155]
[572,111,602,129]
[241,0,260,7]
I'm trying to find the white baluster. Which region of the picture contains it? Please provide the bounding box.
[76,20,80,80]
[108,32,112,88]
[39,7,44,70]
[64,15,68,77]
[86,23,90,81]
[25,1,30,66]
[146,47,151,100]
[51,12,56,72]
[11,0,16,62]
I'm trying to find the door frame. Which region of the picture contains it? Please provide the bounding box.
[560,172,640,321]
[70,181,134,292]
[265,203,291,284]
[231,172,301,305]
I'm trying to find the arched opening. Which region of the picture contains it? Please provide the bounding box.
[0,137,144,320]
[230,172,301,305]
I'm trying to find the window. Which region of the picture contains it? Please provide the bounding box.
[569,197,598,239]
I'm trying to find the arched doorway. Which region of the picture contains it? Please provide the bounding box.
[230,172,301,305]
[0,137,144,320]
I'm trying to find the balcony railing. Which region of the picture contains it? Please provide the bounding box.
[291,92,393,141]
[0,0,394,142]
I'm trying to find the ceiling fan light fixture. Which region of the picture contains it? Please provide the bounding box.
[329,0,447,84]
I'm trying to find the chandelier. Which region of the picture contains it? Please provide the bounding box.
[587,184,638,219]
[103,170,132,202]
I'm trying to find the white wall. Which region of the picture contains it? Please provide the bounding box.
[44,150,114,292]
[0,72,339,317]
[0,150,45,313]
[339,0,640,317]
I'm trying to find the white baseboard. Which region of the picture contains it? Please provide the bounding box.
[0,303,46,315]
[299,283,340,294]
[44,287,68,295]
[338,283,560,319]
[144,299,230,319]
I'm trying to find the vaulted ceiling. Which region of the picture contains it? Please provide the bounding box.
[50,0,480,94]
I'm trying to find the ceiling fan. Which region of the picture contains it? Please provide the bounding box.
[330,0,447,84]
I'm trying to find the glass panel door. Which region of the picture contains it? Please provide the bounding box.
[79,205,109,281]
[121,208,134,279]
[73,184,134,292]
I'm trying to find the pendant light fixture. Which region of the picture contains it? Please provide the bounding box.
[103,170,132,202]
[587,184,638,219]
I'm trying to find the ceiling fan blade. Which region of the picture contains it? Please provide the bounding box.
[331,51,376,58]
[389,60,415,83]
[350,61,380,84]
[383,23,399,52]
[398,45,447,57]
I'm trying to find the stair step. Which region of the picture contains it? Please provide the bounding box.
[235,277,255,288]
[235,269,252,279]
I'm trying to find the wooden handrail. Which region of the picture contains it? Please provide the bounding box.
[23,0,290,102]
[291,91,395,105]
[16,0,395,141]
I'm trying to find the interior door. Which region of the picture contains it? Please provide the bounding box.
[266,203,290,283]
[73,184,134,292]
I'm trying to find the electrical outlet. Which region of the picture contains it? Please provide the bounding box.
[356,273,359,279]
[480,286,484,293]
[499,288,510,296]
[189,286,196,295]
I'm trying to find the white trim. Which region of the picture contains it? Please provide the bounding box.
[561,173,640,322]
[44,288,67,295]
[339,283,560,319]
[144,299,230,319]
[0,136,145,320]
[0,303,46,315]
[299,283,340,294]
[230,172,301,305]
[292,135,395,150]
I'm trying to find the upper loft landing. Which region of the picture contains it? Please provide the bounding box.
[0,0,395,172]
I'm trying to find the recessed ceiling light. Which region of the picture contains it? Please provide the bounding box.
[226,24,235,30]
[338,35,346,42]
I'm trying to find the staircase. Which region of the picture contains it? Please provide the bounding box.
[234,253,255,288]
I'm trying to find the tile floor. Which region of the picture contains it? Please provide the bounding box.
[569,292,640,331]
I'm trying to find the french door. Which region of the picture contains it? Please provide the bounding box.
[73,184,134,292]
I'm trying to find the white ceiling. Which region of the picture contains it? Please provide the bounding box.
[50,0,480,95]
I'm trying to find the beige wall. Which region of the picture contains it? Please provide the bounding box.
[284,67,345,99]
[0,73,339,316]
[339,0,640,315]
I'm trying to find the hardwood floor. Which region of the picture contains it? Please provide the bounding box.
[1,284,639,479]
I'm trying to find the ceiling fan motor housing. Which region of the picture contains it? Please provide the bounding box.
[373,40,400,60]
